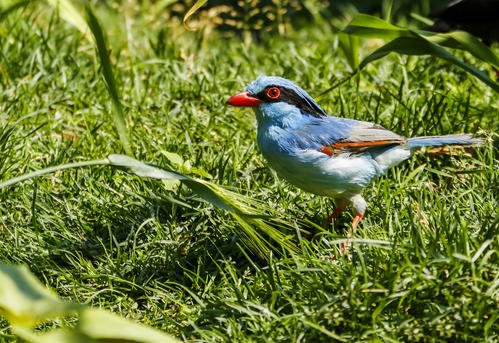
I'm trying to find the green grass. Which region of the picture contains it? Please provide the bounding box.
[1,3,498,342]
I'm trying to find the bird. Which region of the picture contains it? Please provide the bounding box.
[227,76,482,248]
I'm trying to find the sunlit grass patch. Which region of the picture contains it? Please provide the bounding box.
[0,2,497,341]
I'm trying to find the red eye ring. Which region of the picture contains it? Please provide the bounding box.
[266,87,280,100]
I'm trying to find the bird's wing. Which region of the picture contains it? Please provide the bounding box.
[321,120,407,155]
[293,116,407,155]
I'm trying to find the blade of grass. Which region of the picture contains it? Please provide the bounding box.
[338,32,360,71]
[0,159,109,190]
[183,0,207,31]
[41,1,132,154]
[46,0,91,41]
[85,5,132,155]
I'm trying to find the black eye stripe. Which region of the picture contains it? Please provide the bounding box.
[254,86,326,118]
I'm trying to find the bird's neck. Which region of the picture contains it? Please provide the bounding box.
[255,103,304,129]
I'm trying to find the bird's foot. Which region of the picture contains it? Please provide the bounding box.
[340,230,353,255]
[321,210,364,258]
[340,241,351,255]
[340,212,364,254]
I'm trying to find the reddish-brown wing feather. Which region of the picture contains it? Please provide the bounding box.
[320,139,405,156]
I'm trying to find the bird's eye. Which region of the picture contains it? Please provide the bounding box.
[266,87,280,100]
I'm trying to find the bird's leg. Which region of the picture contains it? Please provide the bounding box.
[326,205,347,226]
[352,212,364,232]
[341,212,364,254]
[340,194,367,254]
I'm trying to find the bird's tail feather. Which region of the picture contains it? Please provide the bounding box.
[407,134,483,148]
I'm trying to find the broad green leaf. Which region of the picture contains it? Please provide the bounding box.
[76,308,178,343]
[108,154,235,212]
[420,30,499,69]
[346,14,499,68]
[359,36,499,93]
[183,0,207,31]
[343,14,499,93]
[343,13,410,40]
[108,154,261,215]
[108,154,185,181]
[1,263,179,342]
[12,327,94,343]
[0,263,81,327]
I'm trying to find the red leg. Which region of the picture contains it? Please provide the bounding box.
[341,212,364,254]
[326,205,347,226]
[351,212,364,232]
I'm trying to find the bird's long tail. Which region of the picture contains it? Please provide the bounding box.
[407,134,483,148]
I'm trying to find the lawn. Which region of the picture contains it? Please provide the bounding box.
[0,1,498,342]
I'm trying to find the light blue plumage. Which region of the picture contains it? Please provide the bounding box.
[228,75,482,241]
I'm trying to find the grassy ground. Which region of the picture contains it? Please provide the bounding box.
[1,3,498,342]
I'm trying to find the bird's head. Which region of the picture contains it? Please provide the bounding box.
[227,76,326,123]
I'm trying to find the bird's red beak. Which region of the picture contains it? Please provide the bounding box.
[227,92,262,107]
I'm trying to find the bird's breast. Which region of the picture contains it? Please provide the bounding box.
[256,124,377,197]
